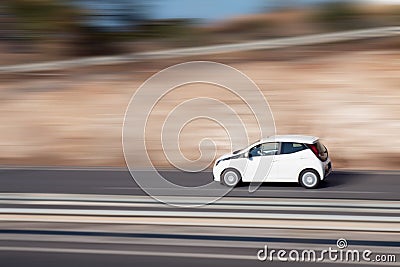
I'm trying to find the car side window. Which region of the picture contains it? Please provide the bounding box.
[261,142,279,156]
[249,144,262,157]
[249,142,279,157]
[281,142,306,154]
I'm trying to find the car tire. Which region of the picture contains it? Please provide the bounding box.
[222,169,241,187]
[299,169,320,189]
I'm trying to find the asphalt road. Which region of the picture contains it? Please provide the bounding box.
[1,250,394,267]
[0,251,388,267]
[0,168,399,200]
[1,222,398,267]
[1,167,399,267]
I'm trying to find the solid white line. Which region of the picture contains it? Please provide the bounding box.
[2,216,398,232]
[2,208,400,223]
[1,235,397,255]
[2,200,400,214]
[1,193,399,208]
[104,187,389,195]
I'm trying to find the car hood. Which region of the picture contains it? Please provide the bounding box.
[216,149,246,161]
[217,152,235,161]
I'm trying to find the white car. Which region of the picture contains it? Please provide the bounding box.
[213,135,332,189]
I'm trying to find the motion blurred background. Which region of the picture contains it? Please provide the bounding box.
[0,0,399,169]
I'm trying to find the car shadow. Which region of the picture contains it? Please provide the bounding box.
[234,174,346,189]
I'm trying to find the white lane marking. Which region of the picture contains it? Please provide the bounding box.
[2,216,399,232]
[1,208,400,223]
[1,193,399,208]
[104,187,389,194]
[1,200,399,214]
[1,235,398,255]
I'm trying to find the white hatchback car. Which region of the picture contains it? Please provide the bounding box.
[213,135,332,189]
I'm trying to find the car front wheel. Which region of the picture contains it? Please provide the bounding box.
[299,170,320,189]
[222,169,241,187]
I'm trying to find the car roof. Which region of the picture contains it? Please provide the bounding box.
[258,135,318,144]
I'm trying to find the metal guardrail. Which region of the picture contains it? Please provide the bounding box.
[0,26,399,73]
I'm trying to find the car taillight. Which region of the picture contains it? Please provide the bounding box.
[308,143,323,161]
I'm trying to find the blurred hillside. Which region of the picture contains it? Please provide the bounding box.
[0,37,399,169]
[0,1,399,64]
[0,1,399,170]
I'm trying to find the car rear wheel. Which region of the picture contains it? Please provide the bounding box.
[222,169,241,187]
[299,170,320,189]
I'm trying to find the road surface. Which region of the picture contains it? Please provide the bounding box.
[0,167,399,267]
[0,168,399,200]
[0,221,398,267]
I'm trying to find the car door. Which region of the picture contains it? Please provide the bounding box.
[242,142,279,182]
[273,142,308,182]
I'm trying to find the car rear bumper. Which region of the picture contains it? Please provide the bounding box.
[324,161,332,178]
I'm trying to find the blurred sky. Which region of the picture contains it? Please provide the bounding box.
[151,0,400,21]
[75,0,400,30]
[151,0,266,21]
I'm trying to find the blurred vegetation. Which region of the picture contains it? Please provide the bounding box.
[1,1,399,58]
[138,19,195,40]
[311,1,400,30]
[311,2,364,30]
[3,0,147,55]
[6,0,79,33]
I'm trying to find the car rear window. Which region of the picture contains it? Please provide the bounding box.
[281,142,307,154]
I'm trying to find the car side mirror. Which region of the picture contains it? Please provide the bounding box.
[245,152,251,158]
